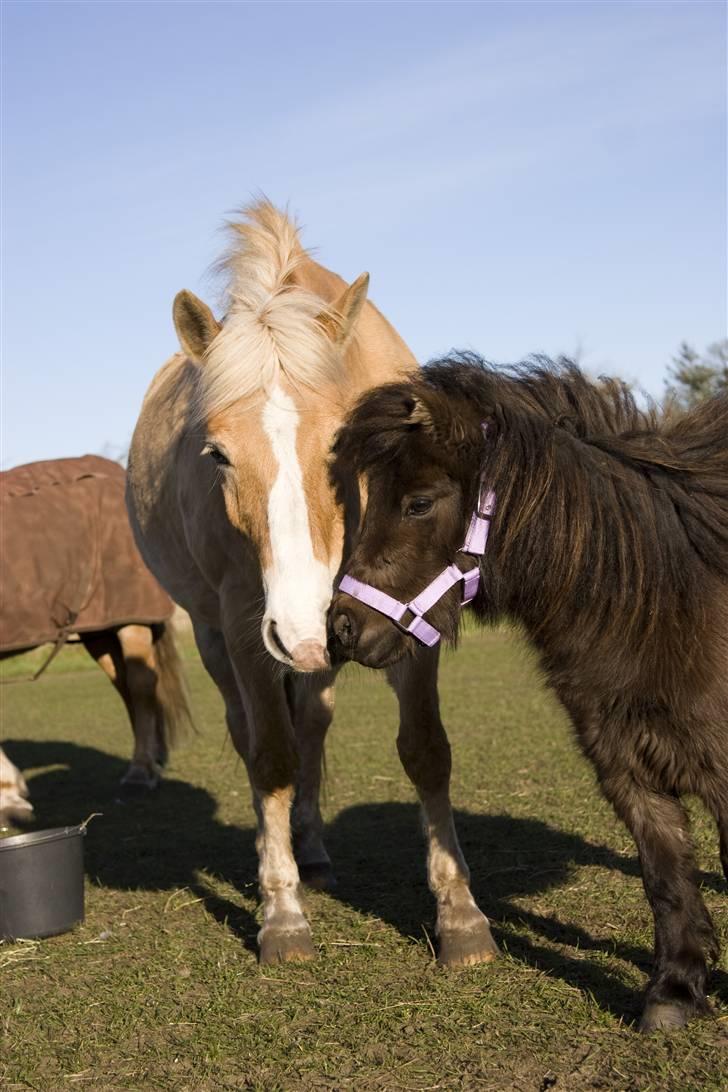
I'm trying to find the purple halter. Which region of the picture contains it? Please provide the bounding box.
[338,480,496,648]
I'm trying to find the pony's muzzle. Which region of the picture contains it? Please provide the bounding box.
[328,594,406,669]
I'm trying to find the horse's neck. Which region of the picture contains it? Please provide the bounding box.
[295,254,418,392]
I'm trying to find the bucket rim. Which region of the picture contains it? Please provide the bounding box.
[0,825,86,851]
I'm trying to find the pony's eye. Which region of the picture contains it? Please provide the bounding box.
[202,443,231,467]
[405,496,433,517]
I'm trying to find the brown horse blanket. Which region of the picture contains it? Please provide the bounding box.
[0,455,173,653]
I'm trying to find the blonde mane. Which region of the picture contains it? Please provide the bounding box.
[195,202,341,420]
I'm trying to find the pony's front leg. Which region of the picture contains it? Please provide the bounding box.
[387,647,499,967]
[287,674,337,890]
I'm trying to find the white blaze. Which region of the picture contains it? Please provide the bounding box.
[261,385,334,663]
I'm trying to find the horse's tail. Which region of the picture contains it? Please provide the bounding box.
[151,620,195,752]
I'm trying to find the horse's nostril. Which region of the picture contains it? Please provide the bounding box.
[268,621,292,661]
[333,610,357,649]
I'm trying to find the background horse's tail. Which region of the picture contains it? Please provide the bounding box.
[152,621,195,753]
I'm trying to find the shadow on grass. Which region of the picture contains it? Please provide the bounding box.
[325,800,727,1022]
[5,740,726,1023]
[2,738,260,952]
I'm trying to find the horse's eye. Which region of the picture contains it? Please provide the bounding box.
[405,496,434,517]
[202,443,231,467]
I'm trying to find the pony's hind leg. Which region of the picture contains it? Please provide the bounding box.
[719,815,728,885]
[286,674,337,890]
[194,619,315,964]
[387,647,499,967]
[701,774,728,885]
[597,763,717,1031]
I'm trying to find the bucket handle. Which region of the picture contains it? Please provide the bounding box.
[77,812,103,835]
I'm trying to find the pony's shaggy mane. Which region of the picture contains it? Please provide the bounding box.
[195,201,340,419]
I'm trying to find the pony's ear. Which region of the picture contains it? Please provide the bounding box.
[173,290,222,362]
[319,273,369,346]
[407,396,433,429]
[408,390,485,452]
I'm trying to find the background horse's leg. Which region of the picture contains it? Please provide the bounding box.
[81,628,146,787]
[117,624,173,789]
[287,673,337,890]
[387,647,499,967]
[82,625,165,791]
[194,618,315,964]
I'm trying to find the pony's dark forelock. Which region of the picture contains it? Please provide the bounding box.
[333,382,434,473]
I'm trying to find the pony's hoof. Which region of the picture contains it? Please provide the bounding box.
[639,1002,691,1033]
[258,927,317,964]
[438,923,500,967]
[639,994,713,1033]
[298,862,337,892]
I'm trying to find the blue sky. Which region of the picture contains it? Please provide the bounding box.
[2,0,725,469]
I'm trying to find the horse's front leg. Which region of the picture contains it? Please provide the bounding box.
[287,673,337,890]
[387,647,499,966]
[203,611,315,964]
[234,668,316,962]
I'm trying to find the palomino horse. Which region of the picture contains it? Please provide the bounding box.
[329,355,728,1031]
[126,202,497,965]
[0,456,192,809]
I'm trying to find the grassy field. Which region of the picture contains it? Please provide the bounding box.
[1,627,726,1091]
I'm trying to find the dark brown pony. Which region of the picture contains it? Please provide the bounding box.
[329,355,728,1032]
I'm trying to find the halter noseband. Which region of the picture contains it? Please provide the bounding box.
[338,479,495,648]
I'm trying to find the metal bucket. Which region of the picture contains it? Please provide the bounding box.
[0,824,86,940]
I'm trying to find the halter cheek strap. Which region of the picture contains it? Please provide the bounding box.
[338,482,496,648]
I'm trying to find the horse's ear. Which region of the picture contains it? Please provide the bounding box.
[319,273,369,346]
[173,290,222,363]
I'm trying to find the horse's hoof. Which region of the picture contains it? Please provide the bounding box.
[258,927,317,964]
[117,780,158,798]
[438,923,500,967]
[639,1002,690,1033]
[119,765,160,795]
[298,862,337,892]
